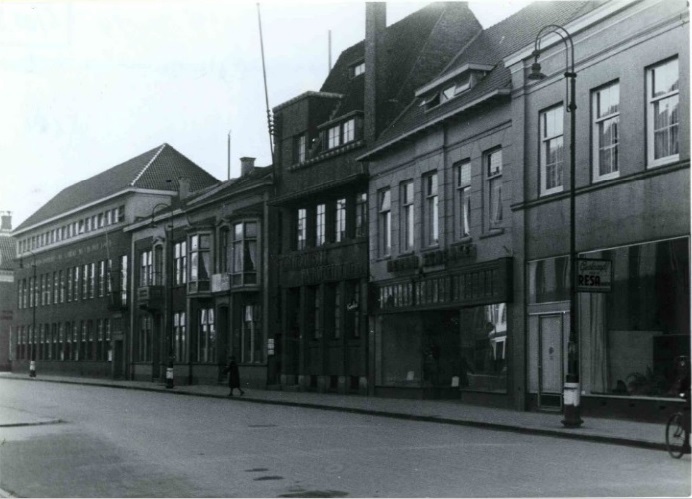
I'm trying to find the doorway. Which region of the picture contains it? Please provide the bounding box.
[538,314,563,410]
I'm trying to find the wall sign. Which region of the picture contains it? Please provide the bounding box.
[576,258,612,293]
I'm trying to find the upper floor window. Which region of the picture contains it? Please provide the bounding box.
[540,105,564,196]
[378,188,391,257]
[295,134,307,164]
[189,234,211,292]
[174,241,187,285]
[140,250,153,287]
[486,148,503,229]
[355,193,368,238]
[400,180,414,252]
[316,204,326,246]
[592,82,620,181]
[328,125,341,149]
[455,160,471,239]
[297,208,307,250]
[343,119,355,143]
[423,172,439,247]
[232,221,258,286]
[351,61,365,78]
[335,198,346,243]
[647,57,679,167]
[119,255,128,305]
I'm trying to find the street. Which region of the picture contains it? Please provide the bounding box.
[0,379,689,498]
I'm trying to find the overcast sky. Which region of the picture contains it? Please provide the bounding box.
[0,0,533,229]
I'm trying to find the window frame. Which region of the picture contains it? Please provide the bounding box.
[378,188,392,257]
[539,104,565,196]
[231,220,259,287]
[422,172,439,247]
[486,148,503,229]
[592,81,620,182]
[647,57,680,168]
[400,180,414,252]
[455,159,472,239]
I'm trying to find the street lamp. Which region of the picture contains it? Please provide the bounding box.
[150,203,175,389]
[529,24,583,428]
[19,250,37,377]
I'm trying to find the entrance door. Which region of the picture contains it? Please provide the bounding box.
[538,314,563,410]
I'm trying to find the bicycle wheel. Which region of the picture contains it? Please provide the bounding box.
[666,412,686,459]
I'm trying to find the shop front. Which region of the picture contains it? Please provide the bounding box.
[527,236,690,420]
[373,257,514,405]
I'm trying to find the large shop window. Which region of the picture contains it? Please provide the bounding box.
[241,304,264,364]
[580,237,689,398]
[460,303,508,392]
[232,221,258,286]
[197,307,216,363]
[528,256,570,303]
[189,234,211,292]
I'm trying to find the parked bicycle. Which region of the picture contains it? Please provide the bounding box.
[665,356,690,459]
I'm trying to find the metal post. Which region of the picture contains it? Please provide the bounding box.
[30,252,36,377]
[166,220,175,389]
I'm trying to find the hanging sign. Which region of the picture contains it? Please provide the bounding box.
[576,258,612,293]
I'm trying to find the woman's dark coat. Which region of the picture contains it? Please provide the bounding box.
[223,360,241,388]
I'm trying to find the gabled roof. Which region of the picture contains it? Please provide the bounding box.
[367,1,605,154]
[15,143,218,233]
[313,2,482,131]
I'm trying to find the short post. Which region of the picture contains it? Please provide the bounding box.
[166,355,174,389]
[29,359,36,378]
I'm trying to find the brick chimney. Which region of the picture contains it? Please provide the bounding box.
[240,157,255,176]
[178,177,190,199]
[365,2,387,144]
[0,211,11,234]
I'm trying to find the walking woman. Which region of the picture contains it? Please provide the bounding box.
[223,356,245,396]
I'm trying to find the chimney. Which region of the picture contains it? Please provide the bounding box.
[0,211,11,234]
[178,177,190,199]
[365,2,387,144]
[240,157,255,176]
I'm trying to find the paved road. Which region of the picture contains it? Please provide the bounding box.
[0,379,689,497]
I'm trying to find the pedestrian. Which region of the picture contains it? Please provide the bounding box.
[222,356,244,396]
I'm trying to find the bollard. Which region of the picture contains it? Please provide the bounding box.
[29,360,36,378]
[562,382,583,427]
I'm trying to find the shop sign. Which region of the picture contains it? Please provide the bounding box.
[576,258,612,293]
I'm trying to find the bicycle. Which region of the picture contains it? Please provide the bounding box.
[666,356,690,459]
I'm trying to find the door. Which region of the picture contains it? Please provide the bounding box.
[538,314,563,410]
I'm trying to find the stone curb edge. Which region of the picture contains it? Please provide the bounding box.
[6,377,666,452]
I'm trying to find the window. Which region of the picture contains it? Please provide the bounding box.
[540,105,564,196]
[378,188,391,257]
[120,255,128,305]
[74,266,80,301]
[189,234,211,292]
[647,58,679,167]
[137,315,152,362]
[316,204,326,246]
[441,75,471,103]
[90,262,96,298]
[328,125,341,149]
[59,270,65,303]
[295,134,306,163]
[343,119,355,144]
[99,261,106,297]
[82,264,89,299]
[455,160,472,238]
[355,193,368,238]
[592,82,620,181]
[53,272,58,304]
[335,198,347,243]
[459,303,508,392]
[174,311,187,363]
[296,208,307,250]
[486,148,503,229]
[198,307,216,363]
[232,221,258,286]
[174,241,187,285]
[351,61,365,77]
[140,250,153,286]
[423,172,439,247]
[241,304,263,364]
[400,180,414,252]
[345,280,360,338]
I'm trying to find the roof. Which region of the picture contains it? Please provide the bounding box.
[369,1,605,153]
[15,143,218,233]
[316,2,483,131]
[185,165,274,208]
[0,235,16,270]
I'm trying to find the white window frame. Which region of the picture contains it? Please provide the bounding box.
[335,198,346,243]
[423,172,439,247]
[328,125,341,149]
[486,148,503,229]
[378,188,391,257]
[400,180,414,252]
[592,81,620,182]
[343,119,355,144]
[540,104,565,196]
[297,208,307,250]
[455,160,472,239]
[647,57,679,168]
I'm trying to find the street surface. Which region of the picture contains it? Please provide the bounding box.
[0,378,689,497]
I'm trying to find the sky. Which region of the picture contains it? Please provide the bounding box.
[0,0,533,229]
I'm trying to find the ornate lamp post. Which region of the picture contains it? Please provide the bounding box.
[529,24,583,428]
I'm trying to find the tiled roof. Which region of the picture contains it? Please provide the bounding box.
[185,165,274,207]
[15,144,218,232]
[319,2,482,130]
[0,235,16,270]
[372,1,605,150]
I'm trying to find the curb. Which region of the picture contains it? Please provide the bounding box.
[4,376,666,452]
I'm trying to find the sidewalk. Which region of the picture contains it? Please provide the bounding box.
[0,372,668,452]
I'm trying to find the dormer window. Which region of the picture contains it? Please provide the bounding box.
[328,125,341,149]
[327,118,357,150]
[417,65,490,111]
[351,62,365,78]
